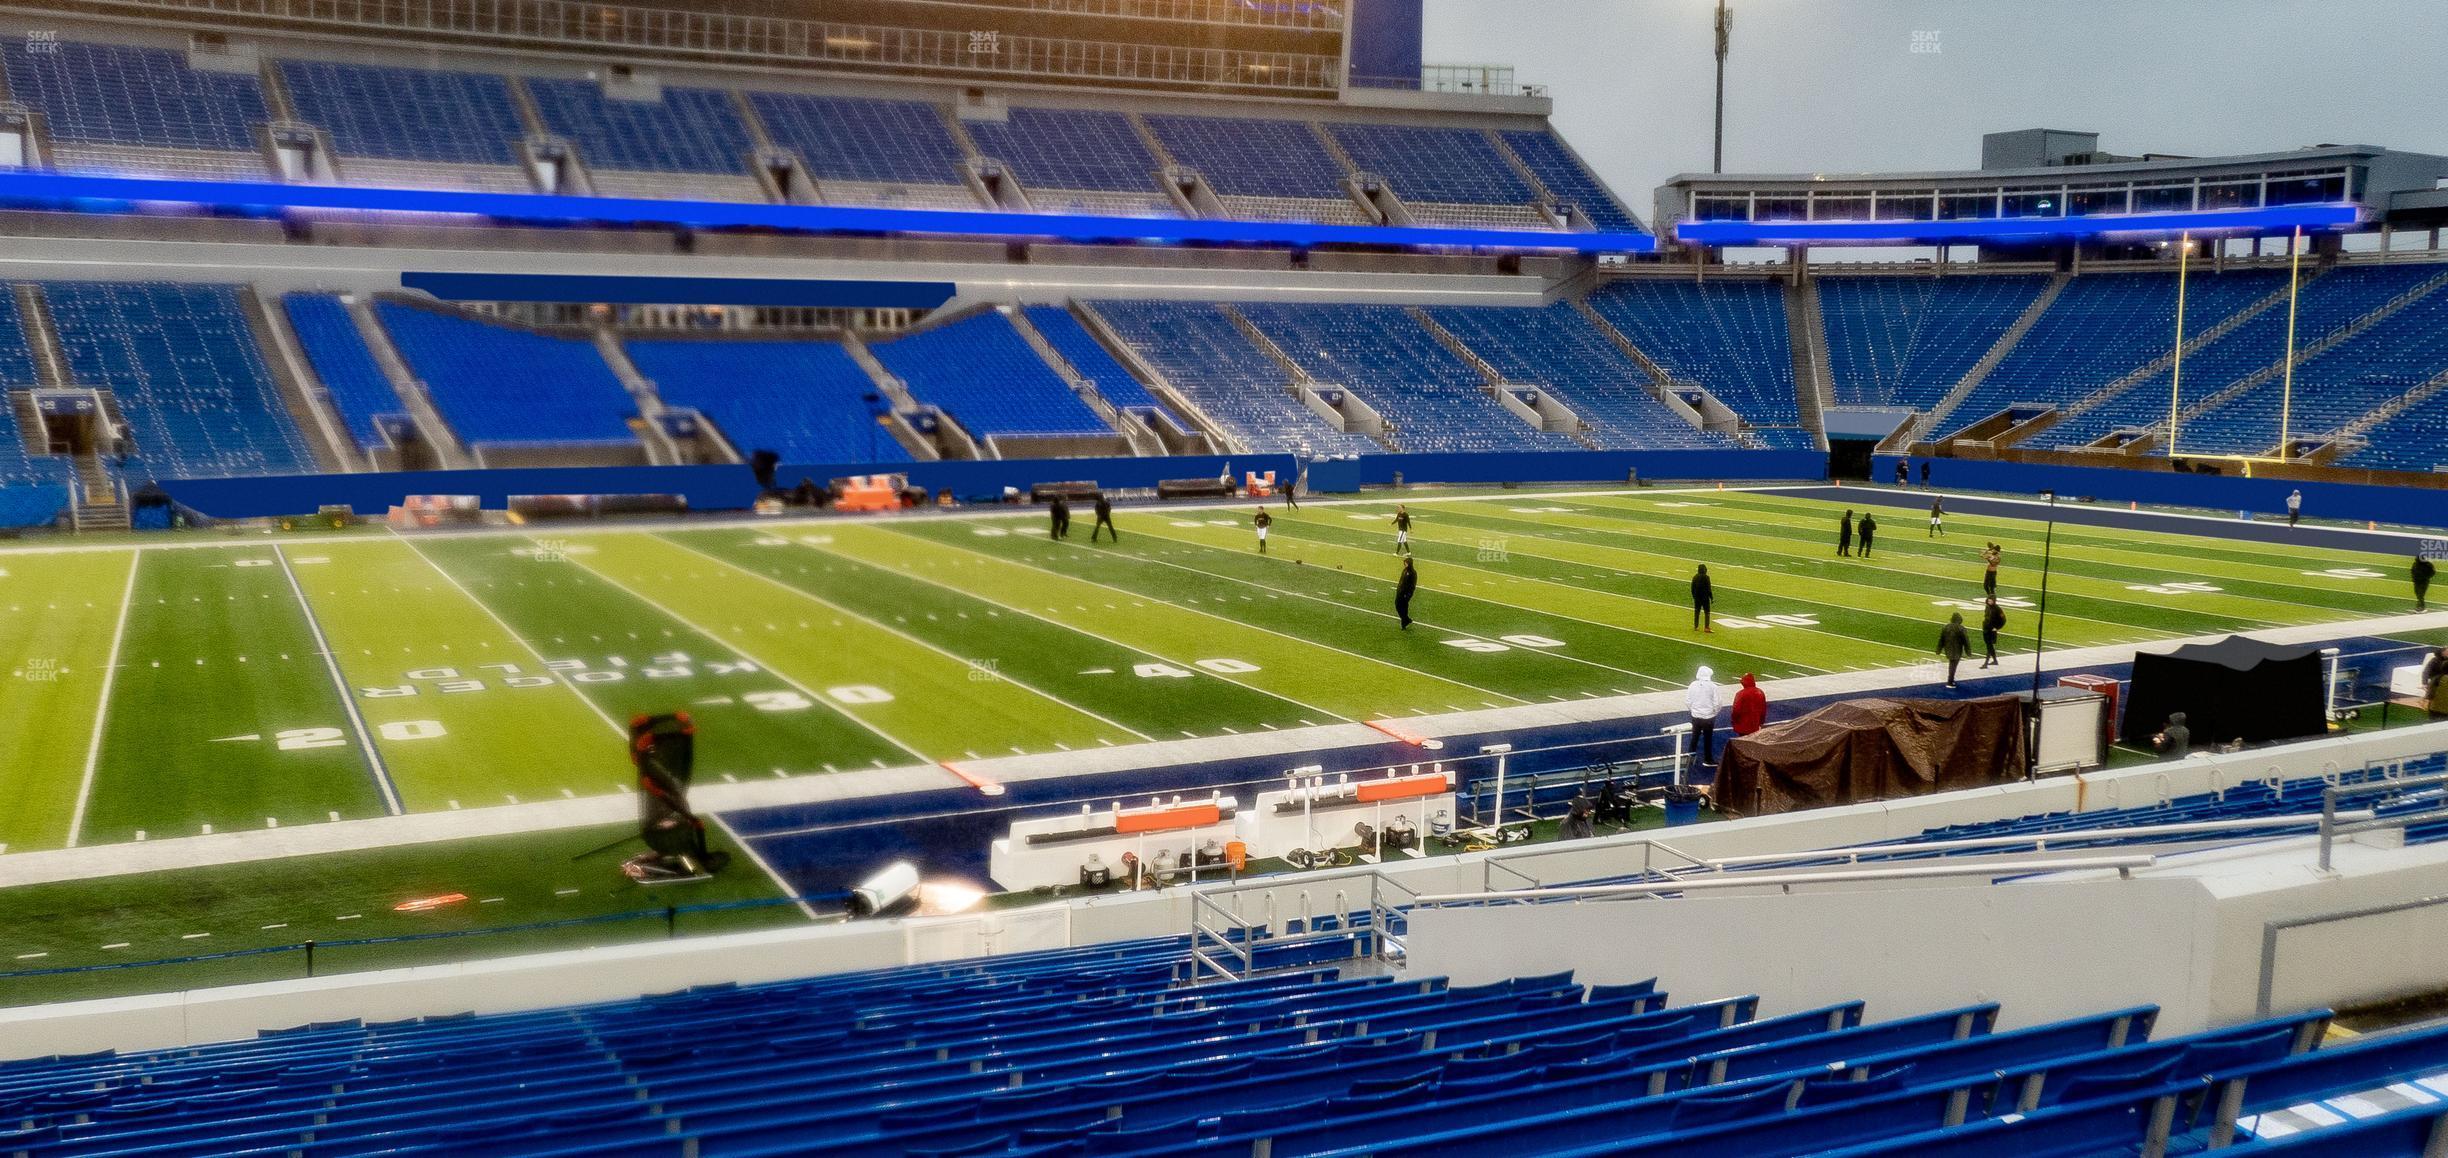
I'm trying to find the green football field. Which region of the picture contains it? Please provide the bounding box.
[0,486,2424,862]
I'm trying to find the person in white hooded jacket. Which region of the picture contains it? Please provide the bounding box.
[1686,666,1723,771]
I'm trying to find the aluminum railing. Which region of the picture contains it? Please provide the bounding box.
[2319,770,2448,871]
[1414,853,2159,908]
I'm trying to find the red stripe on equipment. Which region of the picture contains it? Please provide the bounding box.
[1355,773,1451,803]
[1116,803,1222,833]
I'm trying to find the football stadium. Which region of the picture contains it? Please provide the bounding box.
[4,0,2448,1152]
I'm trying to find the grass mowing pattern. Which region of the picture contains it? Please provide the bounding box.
[0,550,130,852]
[0,489,2422,853]
[0,823,796,1008]
[80,548,382,846]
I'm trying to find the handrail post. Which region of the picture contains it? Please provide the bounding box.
[2318,784,2338,872]
[304,939,316,978]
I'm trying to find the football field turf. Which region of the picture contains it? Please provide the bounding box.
[0,487,2423,858]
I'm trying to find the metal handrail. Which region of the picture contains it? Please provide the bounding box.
[1701,812,2372,869]
[2319,770,2448,872]
[1186,887,1253,983]
[2257,891,2448,1017]
[1478,835,1709,894]
[1412,854,2158,907]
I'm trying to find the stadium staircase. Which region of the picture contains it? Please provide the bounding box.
[1219,302,1399,452]
[68,453,127,531]
[1070,300,1249,454]
[2333,362,2448,452]
[345,297,471,470]
[1901,272,2067,449]
[11,284,72,389]
[8,392,45,459]
[236,285,355,474]
[1786,277,1832,445]
[842,330,977,460]
[1004,305,1160,456]
[586,324,684,466]
[1567,296,1719,436]
[2049,272,2319,452]
[1405,305,1601,449]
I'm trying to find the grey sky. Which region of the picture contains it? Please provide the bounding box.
[1423,0,2448,228]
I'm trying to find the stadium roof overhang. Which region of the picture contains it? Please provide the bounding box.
[1674,203,2362,247]
[0,170,1655,255]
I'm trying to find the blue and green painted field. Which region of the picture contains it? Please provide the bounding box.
[0,487,2422,860]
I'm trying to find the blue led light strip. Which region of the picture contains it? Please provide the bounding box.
[0,169,1657,254]
[1675,203,2360,246]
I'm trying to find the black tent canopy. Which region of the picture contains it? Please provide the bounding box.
[2119,636,2327,748]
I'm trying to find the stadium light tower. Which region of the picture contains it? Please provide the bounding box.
[1712,0,1732,174]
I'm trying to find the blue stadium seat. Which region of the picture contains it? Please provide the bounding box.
[0,40,267,153]
[1021,306,1182,428]
[524,79,755,176]
[1427,302,1727,449]
[1143,114,1349,199]
[1237,302,1577,453]
[280,293,407,452]
[624,337,911,464]
[278,59,525,166]
[1091,301,1378,456]
[1586,280,1799,426]
[374,303,638,448]
[1327,122,1533,206]
[747,91,972,203]
[1946,269,2285,433]
[43,282,317,479]
[1818,275,2052,409]
[966,107,1163,195]
[0,288,45,485]
[1497,130,1646,234]
[867,311,1111,440]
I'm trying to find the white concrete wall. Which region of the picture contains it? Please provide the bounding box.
[1404,878,2218,1033]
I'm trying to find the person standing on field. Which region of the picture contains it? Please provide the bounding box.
[1920,460,1931,488]
[1857,512,1879,558]
[1691,564,1714,633]
[1936,612,1971,689]
[1895,460,1909,487]
[1686,666,1722,769]
[1090,494,1117,543]
[1393,556,1417,629]
[1392,505,1412,555]
[1253,507,1272,554]
[1049,495,1071,540]
[1282,470,1300,510]
[1980,596,2006,668]
[2416,554,2436,612]
[2287,489,2303,527]
[1838,509,1854,557]
[1983,542,2002,596]
[1928,497,1945,537]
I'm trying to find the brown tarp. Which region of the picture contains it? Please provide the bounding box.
[1712,694,2028,818]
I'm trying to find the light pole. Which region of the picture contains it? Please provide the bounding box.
[1712,0,1732,174]
[2027,489,2058,779]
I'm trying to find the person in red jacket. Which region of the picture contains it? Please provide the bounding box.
[1731,673,1768,737]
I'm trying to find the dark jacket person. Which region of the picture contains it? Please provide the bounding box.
[1936,612,1970,689]
[1394,557,1418,629]
[1691,564,1714,633]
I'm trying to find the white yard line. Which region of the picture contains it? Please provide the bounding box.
[276,543,402,815]
[872,527,1532,706]
[1115,523,1700,688]
[657,533,1158,742]
[390,530,627,738]
[706,811,820,919]
[791,533,1356,724]
[556,542,936,766]
[64,549,142,848]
